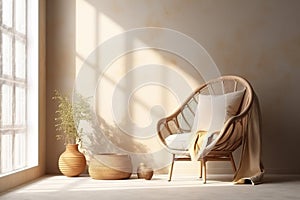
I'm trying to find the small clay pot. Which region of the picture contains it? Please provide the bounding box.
[137,163,154,180]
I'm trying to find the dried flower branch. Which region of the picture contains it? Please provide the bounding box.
[52,90,92,144]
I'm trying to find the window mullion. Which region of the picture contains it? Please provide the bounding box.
[11,0,16,171]
[0,134,2,173]
[24,0,28,168]
[0,0,2,76]
[0,0,3,173]
[12,85,16,170]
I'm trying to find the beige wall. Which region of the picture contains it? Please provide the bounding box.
[46,0,76,174]
[46,0,300,174]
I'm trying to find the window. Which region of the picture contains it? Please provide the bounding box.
[0,0,28,174]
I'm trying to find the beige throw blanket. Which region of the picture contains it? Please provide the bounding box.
[189,93,264,185]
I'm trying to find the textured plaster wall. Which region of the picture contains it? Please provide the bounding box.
[46,0,300,174]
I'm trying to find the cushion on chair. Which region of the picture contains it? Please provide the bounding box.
[192,89,245,132]
[165,132,194,150]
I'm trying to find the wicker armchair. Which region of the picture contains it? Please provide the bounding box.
[157,75,253,183]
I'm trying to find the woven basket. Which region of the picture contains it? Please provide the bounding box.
[89,153,132,180]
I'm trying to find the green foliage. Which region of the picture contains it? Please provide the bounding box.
[52,90,92,144]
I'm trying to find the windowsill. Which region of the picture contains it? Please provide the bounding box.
[0,165,39,178]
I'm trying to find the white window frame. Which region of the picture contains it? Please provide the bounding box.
[0,0,39,176]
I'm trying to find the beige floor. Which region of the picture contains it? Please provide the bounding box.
[0,174,299,200]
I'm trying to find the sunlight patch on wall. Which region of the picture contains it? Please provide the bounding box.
[76,0,125,75]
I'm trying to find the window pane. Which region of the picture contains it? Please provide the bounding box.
[2,33,13,76]
[15,0,27,34]
[1,133,13,173]
[14,132,26,169]
[2,0,13,27]
[15,86,26,125]
[15,40,26,79]
[1,84,13,126]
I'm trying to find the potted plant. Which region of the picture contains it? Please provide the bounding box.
[52,90,92,177]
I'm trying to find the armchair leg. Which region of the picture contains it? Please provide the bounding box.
[199,161,203,178]
[201,158,207,184]
[168,154,175,181]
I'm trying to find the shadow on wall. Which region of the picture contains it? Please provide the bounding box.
[80,113,160,173]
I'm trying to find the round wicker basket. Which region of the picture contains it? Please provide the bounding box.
[88,153,132,180]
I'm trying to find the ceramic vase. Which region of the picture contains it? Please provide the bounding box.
[58,144,86,177]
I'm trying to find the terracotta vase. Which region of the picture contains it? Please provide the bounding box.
[58,144,86,177]
[137,163,154,180]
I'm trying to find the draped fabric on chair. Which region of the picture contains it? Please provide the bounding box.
[232,94,264,184]
[157,75,264,184]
